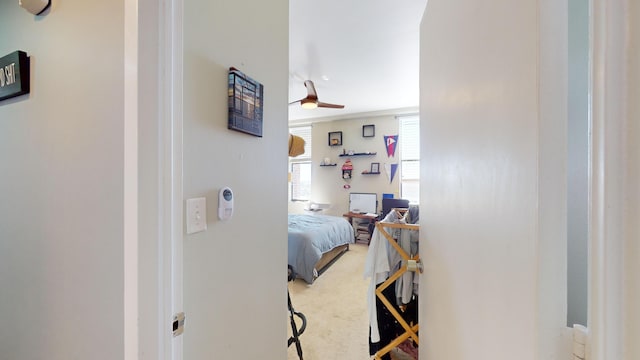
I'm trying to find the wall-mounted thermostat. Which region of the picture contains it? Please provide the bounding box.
[218,187,233,221]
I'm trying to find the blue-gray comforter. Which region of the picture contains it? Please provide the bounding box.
[288,214,355,283]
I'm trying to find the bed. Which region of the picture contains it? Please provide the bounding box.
[288,213,355,283]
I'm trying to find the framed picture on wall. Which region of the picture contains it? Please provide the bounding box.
[363,124,375,137]
[227,67,264,137]
[328,131,343,146]
[370,162,380,173]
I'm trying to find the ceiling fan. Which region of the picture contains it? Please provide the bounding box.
[289,80,345,109]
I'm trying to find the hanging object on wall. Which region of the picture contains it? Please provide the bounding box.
[288,134,306,157]
[228,67,264,137]
[384,135,398,157]
[385,163,399,184]
[19,0,50,15]
[0,51,30,102]
[341,159,353,180]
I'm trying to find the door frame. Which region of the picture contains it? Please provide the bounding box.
[587,0,629,359]
[137,0,185,358]
[160,0,184,358]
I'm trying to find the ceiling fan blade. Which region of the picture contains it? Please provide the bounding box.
[303,80,318,99]
[291,80,343,109]
[317,101,345,109]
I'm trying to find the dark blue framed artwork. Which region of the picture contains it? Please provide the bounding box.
[228,67,264,137]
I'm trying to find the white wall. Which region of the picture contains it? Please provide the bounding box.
[0,1,126,359]
[626,4,640,357]
[537,1,569,356]
[567,0,589,328]
[137,0,164,357]
[181,0,289,359]
[419,1,567,359]
[0,1,289,359]
[291,115,402,216]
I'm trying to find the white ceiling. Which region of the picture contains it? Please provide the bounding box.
[288,0,427,123]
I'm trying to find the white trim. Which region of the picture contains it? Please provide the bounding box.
[124,0,139,359]
[588,0,627,359]
[159,0,184,359]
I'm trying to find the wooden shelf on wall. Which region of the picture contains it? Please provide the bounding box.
[320,164,337,167]
[338,152,377,157]
[361,172,381,175]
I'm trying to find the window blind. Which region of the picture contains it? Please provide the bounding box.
[398,115,420,203]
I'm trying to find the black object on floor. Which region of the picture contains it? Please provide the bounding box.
[288,266,307,359]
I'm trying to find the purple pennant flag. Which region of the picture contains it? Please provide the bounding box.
[385,163,399,184]
[384,135,398,157]
[389,163,398,184]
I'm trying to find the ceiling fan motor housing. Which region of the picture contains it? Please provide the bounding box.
[301,98,318,109]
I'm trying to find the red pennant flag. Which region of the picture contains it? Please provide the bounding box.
[384,135,398,157]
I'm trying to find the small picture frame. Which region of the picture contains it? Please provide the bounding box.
[227,67,264,137]
[362,124,375,137]
[328,131,343,146]
[370,162,380,173]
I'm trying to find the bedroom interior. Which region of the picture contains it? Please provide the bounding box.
[287,1,426,358]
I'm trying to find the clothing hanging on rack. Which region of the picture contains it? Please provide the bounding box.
[363,209,404,343]
[369,283,419,359]
[363,208,421,360]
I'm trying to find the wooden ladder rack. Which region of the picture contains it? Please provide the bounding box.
[373,215,420,360]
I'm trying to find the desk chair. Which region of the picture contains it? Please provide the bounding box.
[381,198,410,218]
[368,198,410,236]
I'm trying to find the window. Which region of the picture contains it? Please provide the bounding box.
[289,125,312,201]
[399,115,420,204]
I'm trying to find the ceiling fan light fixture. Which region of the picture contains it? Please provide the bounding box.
[301,98,318,109]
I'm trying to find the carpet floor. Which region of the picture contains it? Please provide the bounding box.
[287,243,417,360]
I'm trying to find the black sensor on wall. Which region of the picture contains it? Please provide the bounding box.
[228,67,264,137]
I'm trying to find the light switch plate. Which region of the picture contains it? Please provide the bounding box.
[186,197,207,234]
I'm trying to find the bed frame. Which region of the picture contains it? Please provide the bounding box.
[314,243,350,278]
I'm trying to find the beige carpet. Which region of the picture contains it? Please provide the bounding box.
[287,243,417,360]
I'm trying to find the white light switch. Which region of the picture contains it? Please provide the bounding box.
[186,197,207,234]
